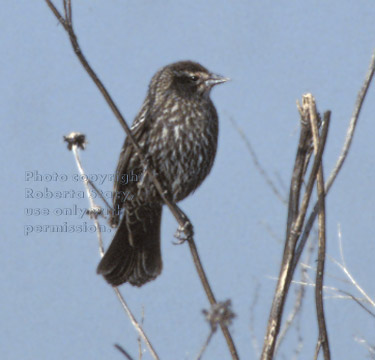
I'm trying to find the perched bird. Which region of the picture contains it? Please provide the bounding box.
[97,61,229,287]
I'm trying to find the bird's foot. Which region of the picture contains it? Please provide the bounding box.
[173,221,194,244]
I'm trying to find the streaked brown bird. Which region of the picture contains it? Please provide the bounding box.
[97,61,229,286]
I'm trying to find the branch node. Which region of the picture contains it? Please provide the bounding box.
[202,299,236,332]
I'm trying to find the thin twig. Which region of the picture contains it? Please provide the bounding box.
[337,225,375,308]
[309,98,330,360]
[113,288,160,360]
[114,344,135,360]
[285,112,311,240]
[301,262,352,287]
[325,51,375,193]
[86,178,114,214]
[45,2,238,358]
[249,282,261,358]
[70,136,104,256]
[354,336,375,359]
[329,255,375,308]
[229,117,287,204]
[259,220,283,244]
[292,316,304,360]
[287,266,375,318]
[138,307,145,359]
[314,340,322,360]
[337,290,375,319]
[195,329,215,360]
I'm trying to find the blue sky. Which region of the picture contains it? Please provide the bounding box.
[2,1,375,359]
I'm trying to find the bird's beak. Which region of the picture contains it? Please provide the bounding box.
[205,74,230,87]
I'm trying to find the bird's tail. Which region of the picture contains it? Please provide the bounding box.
[97,204,162,287]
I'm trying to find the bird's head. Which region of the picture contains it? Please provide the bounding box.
[164,61,229,98]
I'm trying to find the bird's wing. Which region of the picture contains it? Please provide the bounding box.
[111,98,151,224]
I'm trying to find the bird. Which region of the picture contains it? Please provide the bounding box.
[97,60,229,287]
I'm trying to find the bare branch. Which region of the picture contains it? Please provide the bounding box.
[261,96,330,360]
[309,97,330,360]
[65,133,105,256]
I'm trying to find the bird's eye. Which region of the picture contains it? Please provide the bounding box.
[190,75,199,82]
